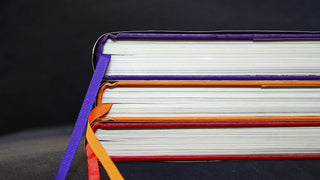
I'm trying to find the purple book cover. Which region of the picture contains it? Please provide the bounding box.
[93,31,320,80]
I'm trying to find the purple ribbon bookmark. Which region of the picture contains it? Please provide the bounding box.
[55,54,110,180]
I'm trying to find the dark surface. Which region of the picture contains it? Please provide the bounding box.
[2,0,320,179]
[1,125,320,180]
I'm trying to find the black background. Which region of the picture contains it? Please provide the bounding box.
[2,0,320,135]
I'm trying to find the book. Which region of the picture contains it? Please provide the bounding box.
[99,81,320,119]
[93,122,320,161]
[97,33,320,80]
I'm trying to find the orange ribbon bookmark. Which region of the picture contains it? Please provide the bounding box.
[86,104,124,180]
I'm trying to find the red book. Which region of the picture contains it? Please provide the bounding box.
[92,122,320,161]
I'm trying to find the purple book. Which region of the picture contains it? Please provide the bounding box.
[93,31,320,80]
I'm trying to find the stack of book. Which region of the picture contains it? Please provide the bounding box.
[56,32,320,180]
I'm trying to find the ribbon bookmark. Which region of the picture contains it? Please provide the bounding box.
[86,104,124,180]
[55,54,111,180]
[86,144,100,180]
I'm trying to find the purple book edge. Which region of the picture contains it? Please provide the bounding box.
[95,32,320,80]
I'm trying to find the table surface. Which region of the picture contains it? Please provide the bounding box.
[1,125,320,180]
